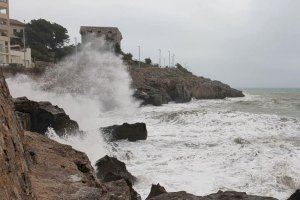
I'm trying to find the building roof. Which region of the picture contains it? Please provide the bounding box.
[10,19,25,27]
[80,26,121,34]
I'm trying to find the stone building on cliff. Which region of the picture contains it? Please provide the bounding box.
[80,26,123,48]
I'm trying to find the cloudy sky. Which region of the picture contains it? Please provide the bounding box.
[11,0,300,88]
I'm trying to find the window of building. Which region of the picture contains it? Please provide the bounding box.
[13,29,17,34]
[0,8,7,14]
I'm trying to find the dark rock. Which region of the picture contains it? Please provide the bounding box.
[202,191,277,200]
[148,190,277,200]
[130,67,244,106]
[104,179,141,200]
[288,190,300,200]
[15,111,31,130]
[96,155,141,199]
[146,184,167,199]
[170,84,192,103]
[13,97,80,136]
[101,123,147,142]
[95,155,136,185]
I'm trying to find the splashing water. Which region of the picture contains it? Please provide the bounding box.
[7,37,139,163]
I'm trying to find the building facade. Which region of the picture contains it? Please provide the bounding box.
[0,0,10,64]
[0,0,31,67]
[10,19,25,38]
[80,26,123,47]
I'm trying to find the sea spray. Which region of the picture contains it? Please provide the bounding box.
[6,37,140,164]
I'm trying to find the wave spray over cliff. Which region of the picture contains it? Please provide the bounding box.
[7,38,139,163]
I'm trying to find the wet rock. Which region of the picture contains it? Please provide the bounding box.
[95,155,136,185]
[201,191,277,200]
[288,190,300,200]
[130,67,244,106]
[148,189,277,200]
[146,184,167,199]
[101,123,147,142]
[23,131,103,199]
[13,97,80,136]
[96,155,141,200]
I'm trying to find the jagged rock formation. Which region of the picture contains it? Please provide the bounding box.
[14,97,80,136]
[96,156,141,200]
[23,131,104,199]
[146,184,167,199]
[130,67,244,106]
[288,189,300,200]
[0,71,34,199]
[148,190,277,200]
[96,155,137,185]
[101,123,147,142]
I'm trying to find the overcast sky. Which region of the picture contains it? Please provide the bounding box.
[11,0,300,88]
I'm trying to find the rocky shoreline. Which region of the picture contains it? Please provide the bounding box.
[0,68,298,199]
[130,67,244,106]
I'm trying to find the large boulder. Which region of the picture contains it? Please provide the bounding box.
[146,185,277,200]
[101,123,147,142]
[288,190,300,200]
[96,156,140,200]
[95,155,136,185]
[13,97,80,136]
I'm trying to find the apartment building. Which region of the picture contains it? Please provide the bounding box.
[0,0,31,67]
[0,0,10,64]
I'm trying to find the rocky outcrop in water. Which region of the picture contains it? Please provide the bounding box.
[147,189,277,200]
[288,190,300,200]
[14,97,80,136]
[101,123,147,142]
[130,67,244,106]
[96,156,140,200]
[96,155,137,185]
[146,184,167,199]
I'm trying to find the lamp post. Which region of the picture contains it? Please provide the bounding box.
[168,51,170,68]
[172,54,175,67]
[138,45,141,68]
[23,20,26,67]
[158,49,161,67]
[75,37,78,66]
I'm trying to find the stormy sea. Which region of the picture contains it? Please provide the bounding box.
[5,41,299,200]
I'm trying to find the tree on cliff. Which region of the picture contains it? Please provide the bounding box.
[23,19,71,62]
[145,58,152,65]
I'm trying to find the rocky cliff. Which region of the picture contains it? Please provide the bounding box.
[130,67,244,106]
[0,71,33,199]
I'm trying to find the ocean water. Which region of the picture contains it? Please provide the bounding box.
[7,75,299,200]
[102,89,300,199]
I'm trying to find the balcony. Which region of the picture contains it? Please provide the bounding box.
[0,2,8,9]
